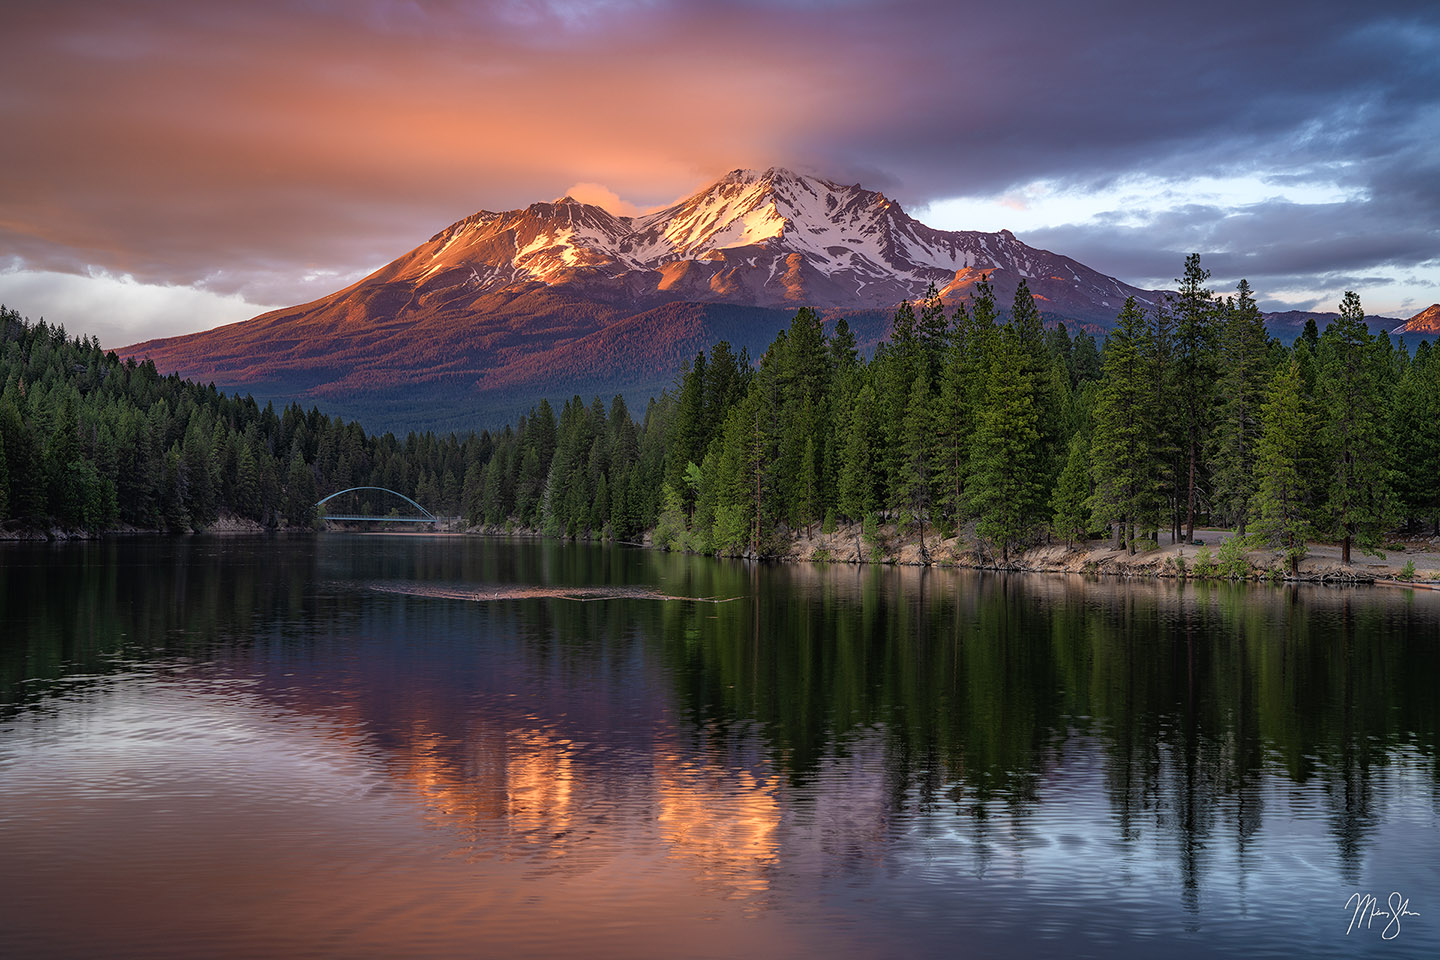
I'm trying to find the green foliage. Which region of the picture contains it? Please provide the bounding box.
[1217,535,1251,580]
[1398,559,1417,582]
[1193,545,1217,579]
[862,512,883,561]
[1172,253,1221,540]
[1088,298,1159,553]
[6,258,1437,565]
[1051,432,1092,547]
[1316,293,1396,562]
[1251,358,1315,575]
[653,485,687,551]
[1209,279,1273,534]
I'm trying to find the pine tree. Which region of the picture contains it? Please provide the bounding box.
[1173,254,1219,542]
[665,352,707,514]
[1391,341,1440,532]
[916,282,948,380]
[0,428,9,522]
[1316,292,1395,563]
[898,373,935,554]
[283,440,316,528]
[969,331,1045,563]
[837,383,881,522]
[1209,279,1272,535]
[1051,432,1092,547]
[1088,298,1158,553]
[1252,358,1315,575]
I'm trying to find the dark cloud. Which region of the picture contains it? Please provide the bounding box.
[1,0,1437,334]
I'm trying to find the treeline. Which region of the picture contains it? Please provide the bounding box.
[623,255,1439,566]
[5,253,1439,560]
[0,306,486,531]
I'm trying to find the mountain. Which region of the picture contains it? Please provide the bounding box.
[120,167,1166,432]
[1393,303,1440,334]
[1261,309,1405,340]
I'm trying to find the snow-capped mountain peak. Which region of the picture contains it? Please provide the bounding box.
[392,166,1157,316]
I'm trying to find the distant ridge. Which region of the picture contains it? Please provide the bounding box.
[1261,309,1405,338]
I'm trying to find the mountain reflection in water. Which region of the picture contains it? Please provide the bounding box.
[0,536,1435,959]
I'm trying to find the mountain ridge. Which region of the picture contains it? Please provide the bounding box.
[1393,303,1440,334]
[119,167,1415,432]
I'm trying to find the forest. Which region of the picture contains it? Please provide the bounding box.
[0,305,509,533]
[2,254,1438,570]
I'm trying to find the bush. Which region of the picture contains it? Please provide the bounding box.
[1399,559,1417,582]
[862,513,883,562]
[1218,536,1251,580]
[1193,545,1217,579]
[810,546,833,563]
[653,486,687,552]
[821,510,837,535]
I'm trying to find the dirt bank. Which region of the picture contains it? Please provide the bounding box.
[753,521,1440,584]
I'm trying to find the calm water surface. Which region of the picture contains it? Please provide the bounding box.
[1,535,1436,959]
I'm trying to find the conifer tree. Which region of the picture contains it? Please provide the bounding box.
[1051,432,1092,547]
[665,352,707,513]
[1316,292,1395,563]
[283,440,316,528]
[0,429,9,522]
[1173,254,1219,542]
[1391,341,1440,532]
[1252,358,1314,575]
[917,283,949,380]
[1210,279,1272,534]
[1088,298,1157,552]
[899,373,936,553]
[837,383,881,522]
[969,329,1045,563]
[1071,331,1102,385]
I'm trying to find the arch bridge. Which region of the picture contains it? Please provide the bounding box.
[315,486,437,523]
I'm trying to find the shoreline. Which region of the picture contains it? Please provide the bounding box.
[7,517,1439,587]
[465,518,1440,586]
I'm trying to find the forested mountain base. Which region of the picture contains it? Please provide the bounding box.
[4,254,1438,567]
[609,263,1439,573]
[0,307,502,535]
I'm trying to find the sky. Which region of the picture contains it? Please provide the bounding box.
[2,0,1438,346]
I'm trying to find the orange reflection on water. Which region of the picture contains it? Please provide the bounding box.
[654,751,781,897]
[394,721,576,858]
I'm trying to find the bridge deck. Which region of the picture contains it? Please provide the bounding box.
[322,515,437,522]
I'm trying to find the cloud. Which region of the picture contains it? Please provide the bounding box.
[1,0,1437,336]
[0,264,277,349]
[562,183,645,217]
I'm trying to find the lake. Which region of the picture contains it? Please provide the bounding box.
[1,535,1436,959]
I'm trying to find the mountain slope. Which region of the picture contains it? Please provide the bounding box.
[120,167,1166,431]
[1394,304,1440,334]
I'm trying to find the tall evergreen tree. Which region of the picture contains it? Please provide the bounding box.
[1391,341,1440,532]
[898,373,936,553]
[1173,254,1219,542]
[1088,299,1158,553]
[1252,358,1315,575]
[1316,292,1395,563]
[837,383,881,522]
[1051,432,1092,548]
[969,327,1045,563]
[1209,279,1272,534]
